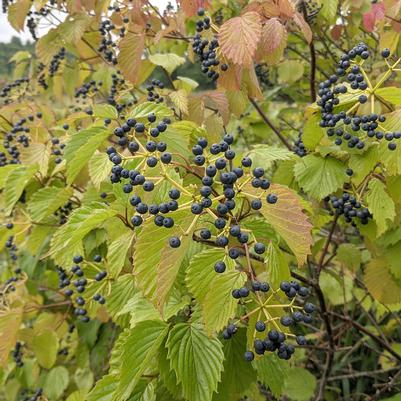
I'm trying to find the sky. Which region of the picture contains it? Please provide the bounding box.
[0,0,171,43]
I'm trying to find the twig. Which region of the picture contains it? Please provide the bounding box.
[248,97,293,150]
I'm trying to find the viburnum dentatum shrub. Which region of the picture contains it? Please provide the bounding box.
[2,1,401,401]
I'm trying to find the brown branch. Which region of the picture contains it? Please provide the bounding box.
[248,97,293,150]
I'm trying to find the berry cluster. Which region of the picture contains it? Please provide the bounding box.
[58,255,107,323]
[327,193,372,225]
[54,201,74,225]
[192,9,228,82]
[48,47,66,77]
[293,132,307,157]
[146,79,165,103]
[50,135,65,165]
[223,280,314,361]
[255,64,273,88]
[318,43,399,150]
[5,235,18,261]
[0,77,29,102]
[74,80,102,100]
[98,20,118,65]
[12,341,23,367]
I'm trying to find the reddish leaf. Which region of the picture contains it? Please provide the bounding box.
[261,184,313,266]
[202,91,230,124]
[180,0,210,16]
[257,18,287,65]
[117,28,145,84]
[219,12,262,67]
[217,65,243,91]
[278,0,295,19]
[293,12,312,43]
[363,3,385,32]
[331,25,343,40]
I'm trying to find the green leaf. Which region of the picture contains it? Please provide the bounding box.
[215,328,257,401]
[254,354,289,398]
[246,145,295,170]
[87,375,118,401]
[107,231,134,278]
[28,186,73,222]
[50,202,116,265]
[283,367,317,401]
[43,366,70,400]
[167,323,224,401]
[4,164,37,216]
[89,151,113,189]
[336,243,361,271]
[265,242,290,288]
[376,87,401,105]
[93,104,118,119]
[364,259,401,305]
[134,210,193,310]
[294,155,347,200]
[0,165,19,189]
[278,60,304,84]
[366,178,395,236]
[64,125,110,184]
[258,184,313,266]
[148,53,185,74]
[32,330,58,369]
[114,320,168,401]
[320,0,338,22]
[129,102,173,121]
[302,113,325,150]
[186,248,246,334]
[7,0,31,31]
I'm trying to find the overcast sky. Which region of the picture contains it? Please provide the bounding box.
[0,0,171,43]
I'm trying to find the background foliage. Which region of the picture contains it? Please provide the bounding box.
[1,1,401,401]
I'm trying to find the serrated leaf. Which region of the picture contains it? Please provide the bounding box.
[93,104,118,119]
[87,374,117,401]
[0,165,19,189]
[364,259,401,305]
[320,0,338,22]
[366,178,395,236]
[166,323,224,401]
[129,102,173,121]
[278,60,304,84]
[28,187,73,222]
[254,354,289,398]
[107,231,134,278]
[32,330,58,369]
[64,125,110,184]
[114,320,168,401]
[20,142,50,176]
[336,243,361,271]
[58,14,91,44]
[219,12,262,67]
[89,151,113,189]
[118,30,145,84]
[4,164,37,216]
[50,202,116,262]
[283,367,317,401]
[148,53,185,74]
[215,328,257,400]
[87,374,118,401]
[7,0,31,31]
[265,242,290,288]
[258,18,287,65]
[0,308,22,367]
[134,210,192,310]
[294,154,347,200]
[302,113,326,150]
[376,87,401,105]
[36,28,62,63]
[169,89,189,115]
[246,145,295,170]
[186,248,246,333]
[259,184,313,266]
